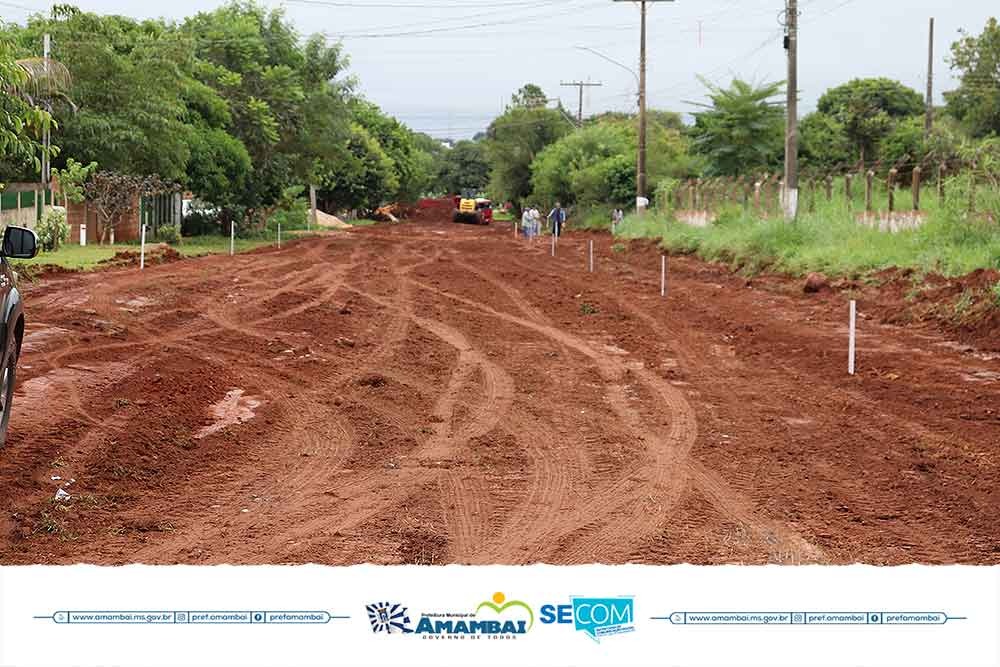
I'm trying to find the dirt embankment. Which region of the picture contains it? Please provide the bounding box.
[1,212,997,566]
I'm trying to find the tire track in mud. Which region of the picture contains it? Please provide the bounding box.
[194,241,465,563]
[445,258,591,563]
[404,275,699,562]
[344,276,516,563]
[133,242,426,562]
[22,225,988,565]
[501,249,826,563]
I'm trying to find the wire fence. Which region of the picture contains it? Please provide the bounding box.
[666,156,1000,224]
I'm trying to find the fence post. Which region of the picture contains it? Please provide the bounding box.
[309,184,317,231]
[825,175,833,201]
[743,177,751,211]
[687,180,695,210]
[753,179,762,214]
[694,178,701,210]
[937,164,946,202]
[808,179,816,213]
[968,168,977,215]
[912,166,922,211]
[844,173,853,206]
[865,170,875,213]
[887,168,898,213]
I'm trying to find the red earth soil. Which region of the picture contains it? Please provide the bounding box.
[1,213,998,565]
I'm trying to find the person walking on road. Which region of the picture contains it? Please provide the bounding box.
[530,206,542,239]
[548,202,567,239]
[521,207,533,239]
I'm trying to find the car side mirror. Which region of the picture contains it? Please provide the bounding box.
[3,226,39,260]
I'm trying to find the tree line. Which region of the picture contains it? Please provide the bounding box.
[0,1,475,233]
[3,7,998,230]
[467,17,1000,215]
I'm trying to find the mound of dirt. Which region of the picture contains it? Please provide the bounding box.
[314,210,351,229]
[411,197,454,223]
[867,267,1000,351]
[803,272,830,293]
[98,244,182,269]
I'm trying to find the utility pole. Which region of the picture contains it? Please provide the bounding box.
[925,17,935,139]
[42,33,51,190]
[560,80,603,126]
[613,0,674,215]
[783,0,799,220]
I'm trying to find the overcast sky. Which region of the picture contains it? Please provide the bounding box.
[2,0,996,139]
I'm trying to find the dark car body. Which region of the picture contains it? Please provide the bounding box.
[0,226,39,448]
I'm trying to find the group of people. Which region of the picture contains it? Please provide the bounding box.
[520,203,568,240]
[518,204,626,240]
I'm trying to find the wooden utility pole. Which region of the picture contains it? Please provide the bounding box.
[613,0,675,214]
[560,81,603,126]
[41,33,51,191]
[783,0,799,219]
[925,17,935,139]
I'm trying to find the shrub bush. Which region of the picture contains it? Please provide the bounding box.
[36,207,70,251]
[266,200,309,233]
[182,201,224,237]
[157,225,182,245]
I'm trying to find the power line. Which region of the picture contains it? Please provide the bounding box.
[561,80,603,125]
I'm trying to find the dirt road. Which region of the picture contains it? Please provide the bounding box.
[2,215,998,565]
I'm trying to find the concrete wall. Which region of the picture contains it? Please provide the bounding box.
[0,185,49,229]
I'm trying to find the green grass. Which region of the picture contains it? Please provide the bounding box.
[574,207,615,231]
[346,218,381,227]
[493,210,514,222]
[20,235,273,271]
[616,182,1000,278]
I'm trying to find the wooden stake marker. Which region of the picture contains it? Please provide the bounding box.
[848,300,857,376]
[661,255,667,298]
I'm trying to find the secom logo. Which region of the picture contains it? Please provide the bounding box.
[540,596,635,643]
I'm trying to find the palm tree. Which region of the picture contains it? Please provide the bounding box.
[14,56,74,186]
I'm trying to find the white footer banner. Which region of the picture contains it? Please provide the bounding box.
[1,565,997,667]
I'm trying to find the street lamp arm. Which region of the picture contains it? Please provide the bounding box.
[575,46,639,86]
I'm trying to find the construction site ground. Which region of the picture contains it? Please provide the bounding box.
[2,210,998,565]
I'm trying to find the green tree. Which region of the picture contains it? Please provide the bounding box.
[315,123,397,213]
[690,78,785,176]
[816,78,924,164]
[54,157,97,204]
[182,1,350,220]
[437,140,489,195]
[10,11,198,182]
[945,18,1000,138]
[511,83,547,109]
[351,100,430,202]
[485,89,572,208]
[0,33,57,181]
[799,112,853,170]
[530,116,694,207]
